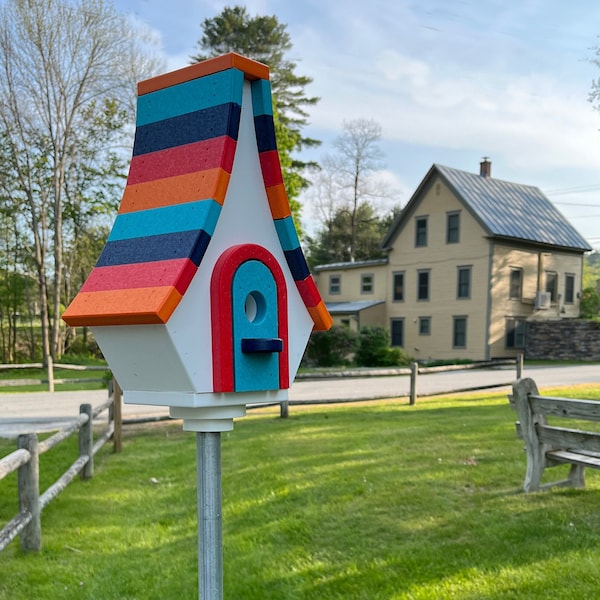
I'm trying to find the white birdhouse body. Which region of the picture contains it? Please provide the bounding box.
[63,54,331,429]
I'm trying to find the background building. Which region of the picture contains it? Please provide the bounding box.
[313,160,591,361]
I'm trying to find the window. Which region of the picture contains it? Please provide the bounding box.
[419,317,431,336]
[509,268,523,300]
[393,272,405,302]
[329,274,341,295]
[361,273,374,294]
[415,216,428,247]
[506,318,526,349]
[453,316,467,348]
[457,266,471,299]
[446,212,460,244]
[390,318,404,347]
[417,270,430,301]
[565,273,575,304]
[545,271,558,303]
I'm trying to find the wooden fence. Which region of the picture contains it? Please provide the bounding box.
[407,355,523,405]
[294,355,524,407]
[0,358,108,392]
[0,388,121,553]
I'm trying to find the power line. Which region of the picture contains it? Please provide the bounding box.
[552,201,600,207]
[545,185,600,195]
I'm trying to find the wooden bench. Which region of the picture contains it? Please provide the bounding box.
[509,377,600,492]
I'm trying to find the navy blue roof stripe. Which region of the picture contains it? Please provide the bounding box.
[284,247,311,281]
[96,230,211,267]
[133,103,241,156]
[435,164,591,251]
[254,114,277,153]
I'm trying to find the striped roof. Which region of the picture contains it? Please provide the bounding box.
[63,53,332,331]
[383,164,592,252]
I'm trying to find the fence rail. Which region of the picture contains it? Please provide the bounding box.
[0,388,120,553]
[297,356,523,406]
[0,358,108,392]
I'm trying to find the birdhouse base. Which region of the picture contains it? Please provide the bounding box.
[164,389,289,431]
[170,405,247,432]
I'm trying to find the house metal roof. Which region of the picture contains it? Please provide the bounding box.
[383,164,592,252]
[326,300,385,314]
[314,258,388,272]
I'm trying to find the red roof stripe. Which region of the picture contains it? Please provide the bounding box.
[258,150,284,188]
[80,259,197,295]
[127,136,237,186]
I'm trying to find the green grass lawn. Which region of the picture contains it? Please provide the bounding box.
[2,388,600,598]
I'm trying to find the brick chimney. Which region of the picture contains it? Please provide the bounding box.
[480,157,491,177]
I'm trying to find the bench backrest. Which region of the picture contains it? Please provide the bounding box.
[511,377,600,454]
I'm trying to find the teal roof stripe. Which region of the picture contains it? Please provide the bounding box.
[136,69,244,126]
[108,200,222,242]
[274,216,300,251]
[251,78,273,117]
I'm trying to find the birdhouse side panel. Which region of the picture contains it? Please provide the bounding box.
[91,324,197,397]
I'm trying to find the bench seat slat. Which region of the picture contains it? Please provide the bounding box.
[537,424,600,454]
[530,395,600,422]
[546,449,600,469]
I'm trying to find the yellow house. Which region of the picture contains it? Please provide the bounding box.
[314,160,592,361]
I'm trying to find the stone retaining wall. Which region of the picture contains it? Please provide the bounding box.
[526,319,600,361]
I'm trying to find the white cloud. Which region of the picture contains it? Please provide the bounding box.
[376,50,430,88]
[304,44,600,174]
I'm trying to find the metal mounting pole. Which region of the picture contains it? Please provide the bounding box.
[196,431,223,600]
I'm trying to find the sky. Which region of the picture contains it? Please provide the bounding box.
[114,0,600,249]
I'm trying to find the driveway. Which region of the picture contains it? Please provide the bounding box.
[0,363,598,438]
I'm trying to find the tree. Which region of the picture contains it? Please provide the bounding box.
[305,203,394,267]
[583,250,600,290]
[580,287,600,319]
[306,118,399,265]
[191,5,320,229]
[0,0,163,362]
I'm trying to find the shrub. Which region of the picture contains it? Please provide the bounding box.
[355,326,410,367]
[302,326,359,367]
[580,287,600,319]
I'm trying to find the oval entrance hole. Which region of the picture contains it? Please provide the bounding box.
[244,291,266,323]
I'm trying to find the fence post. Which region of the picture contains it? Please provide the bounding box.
[79,404,94,479]
[47,355,54,393]
[410,362,418,405]
[516,354,524,379]
[280,400,289,419]
[17,433,41,552]
[112,378,123,453]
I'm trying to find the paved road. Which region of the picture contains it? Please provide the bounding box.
[0,364,598,438]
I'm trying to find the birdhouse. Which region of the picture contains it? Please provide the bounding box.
[62,53,332,431]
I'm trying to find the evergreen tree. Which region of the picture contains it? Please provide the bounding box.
[191,5,320,229]
[306,203,398,268]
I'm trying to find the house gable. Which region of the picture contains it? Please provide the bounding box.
[383,164,591,253]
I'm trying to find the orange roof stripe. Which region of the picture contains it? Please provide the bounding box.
[119,169,230,213]
[62,287,182,327]
[138,53,269,96]
[307,302,334,332]
[265,184,292,219]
